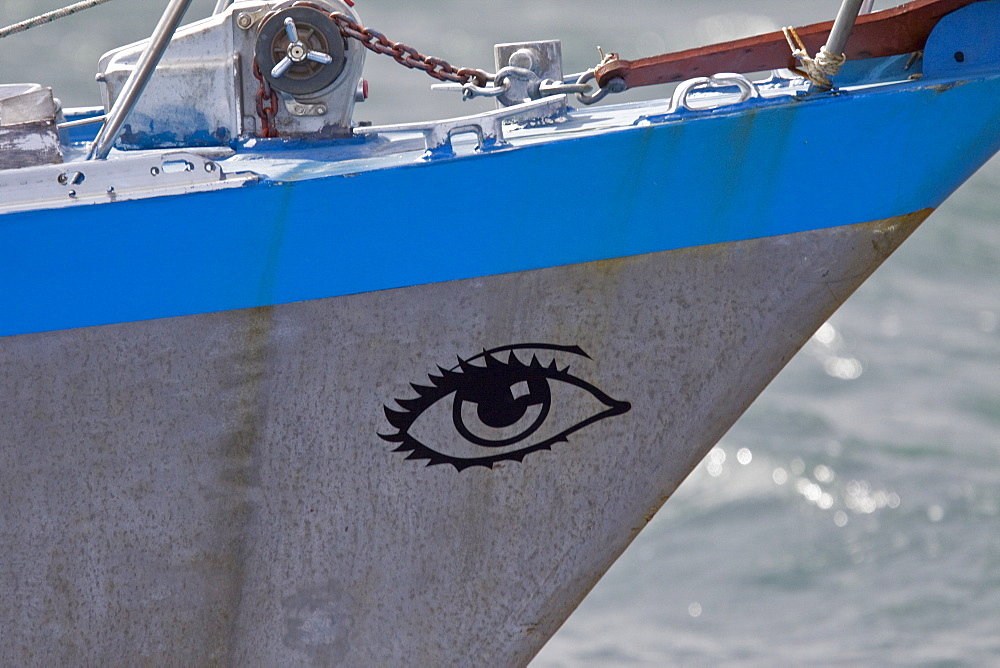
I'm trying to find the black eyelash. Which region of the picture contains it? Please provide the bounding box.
[381,350,563,435]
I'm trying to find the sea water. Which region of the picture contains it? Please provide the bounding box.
[3,0,997,664]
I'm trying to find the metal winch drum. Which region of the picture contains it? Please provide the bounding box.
[254,6,348,96]
[96,0,366,145]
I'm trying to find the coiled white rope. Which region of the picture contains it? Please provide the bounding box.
[0,0,115,40]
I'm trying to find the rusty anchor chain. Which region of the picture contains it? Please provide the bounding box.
[253,59,281,138]
[251,7,492,138]
[326,12,491,88]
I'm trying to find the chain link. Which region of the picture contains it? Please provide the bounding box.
[327,12,490,88]
[251,6,512,135]
[253,60,280,138]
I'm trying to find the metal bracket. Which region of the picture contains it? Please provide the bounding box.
[493,41,564,108]
[353,95,566,159]
[0,151,257,214]
[282,95,329,117]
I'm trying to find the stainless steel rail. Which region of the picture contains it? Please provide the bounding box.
[826,0,867,57]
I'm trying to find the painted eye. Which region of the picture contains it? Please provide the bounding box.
[379,344,631,470]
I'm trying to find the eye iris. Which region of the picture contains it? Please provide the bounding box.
[452,373,552,447]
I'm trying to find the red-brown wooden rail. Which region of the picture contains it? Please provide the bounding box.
[595,0,982,89]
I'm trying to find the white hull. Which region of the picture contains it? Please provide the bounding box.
[0,211,927,664]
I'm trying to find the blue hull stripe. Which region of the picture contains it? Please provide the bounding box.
[3,74,1000,337]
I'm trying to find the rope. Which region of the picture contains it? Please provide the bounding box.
[0,0,115,40]
[782,26,848,89]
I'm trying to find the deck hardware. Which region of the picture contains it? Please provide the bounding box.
[57,114,106,130]
[162,159,195,173]
[255,8,347,96]
[575,70,626,105]
[286,100,329,116]
[508,49,538,72]
[354,95,565,159]
[671,73,758,112]
[271,17,335,78]
[494,40,564,107]
[0,151,256,214]
[57,171,84,186]
[236,9,272,30]
[784,0,865,89]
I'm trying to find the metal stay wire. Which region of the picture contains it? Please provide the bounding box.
[0,0,116,40]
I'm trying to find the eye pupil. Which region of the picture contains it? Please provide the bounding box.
[472,378,547,428]
[477,394,527,428]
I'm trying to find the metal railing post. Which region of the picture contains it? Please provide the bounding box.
[825,0,867,58]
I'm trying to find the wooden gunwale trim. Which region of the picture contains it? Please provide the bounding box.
[595,0,981,89]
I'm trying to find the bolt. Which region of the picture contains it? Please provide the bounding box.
[236,13,253,29]
[314,105,327,115]
[293,104,307,115]
[509,48,539,73]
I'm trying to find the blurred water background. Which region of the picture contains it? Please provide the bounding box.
[2,0,998,664]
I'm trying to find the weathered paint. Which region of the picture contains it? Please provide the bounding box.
[0,121,62,169]
[2,70,1000,338]
[0,211,928,665]
[0,84,62,169]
